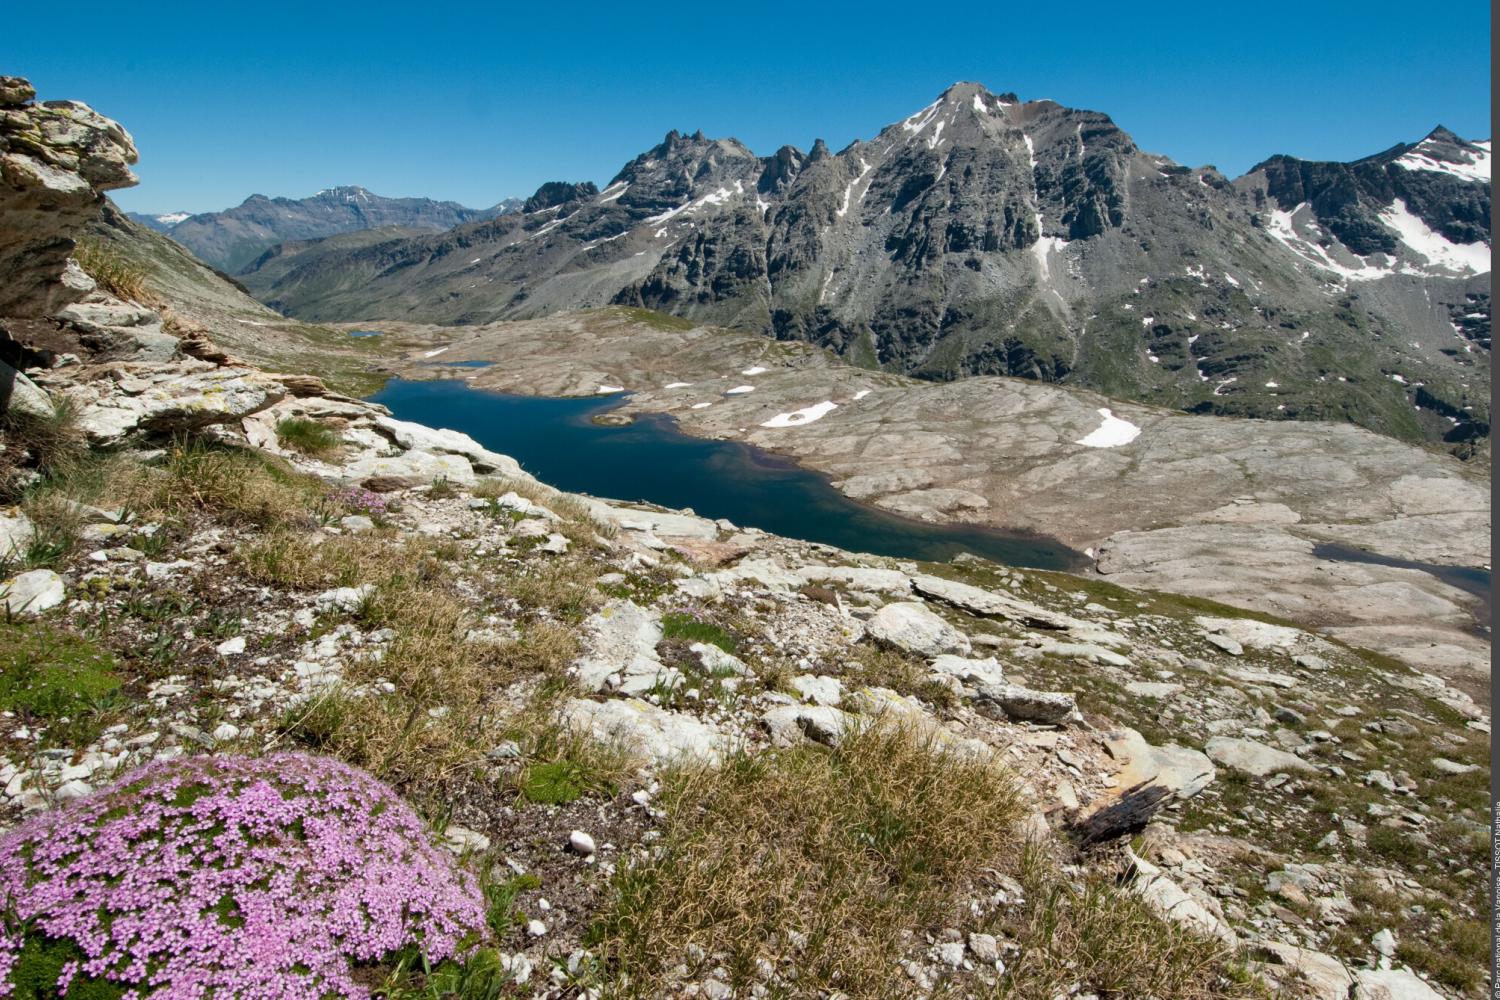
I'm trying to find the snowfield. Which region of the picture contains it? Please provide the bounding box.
[760,401,838,429]
[1075,408,1142,448]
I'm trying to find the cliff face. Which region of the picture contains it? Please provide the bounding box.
[0,76,138,317]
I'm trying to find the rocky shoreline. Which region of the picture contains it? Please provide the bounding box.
[342,310,1491,692]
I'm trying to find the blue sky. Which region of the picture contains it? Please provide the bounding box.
[8,0,1491,213]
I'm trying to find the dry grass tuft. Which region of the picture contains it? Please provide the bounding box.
[996,843,1260,999]
[276,580,510,798]
[72,237,150,302]
[592,722,1024,997]
[837,643,958,709]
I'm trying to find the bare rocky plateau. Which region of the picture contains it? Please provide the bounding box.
[353,309,1491,694]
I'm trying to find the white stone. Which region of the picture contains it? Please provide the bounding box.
[0,569,64,614]
[791,674,844,706]
[1354,968,1445,1000]
[866,601,970,656]
[0,512,35,560]
[563,697,727,764]
[215,636,247,656]
[569,830,597,855]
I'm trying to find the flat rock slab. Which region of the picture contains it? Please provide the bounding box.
[911,574,1078,631]
[1205,736,1315,776]
[1104,727,1216,800]
[866,601,971,656]
[1353,968,1446,1000]
[565,698,727,764]
[572,599,673,693]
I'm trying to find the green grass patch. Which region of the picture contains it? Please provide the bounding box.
[659,611,738,654]
[0,623,121,723]
[274,417,342,458]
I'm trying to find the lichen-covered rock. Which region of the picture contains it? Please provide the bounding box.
[0,77,138,316]
[0,753,485,998]
[34,360,286,442]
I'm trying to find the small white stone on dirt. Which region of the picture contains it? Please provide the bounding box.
[526,919,547,937]
[569,830,597,855]
[967,932,1000,963]
[215,636,247,656]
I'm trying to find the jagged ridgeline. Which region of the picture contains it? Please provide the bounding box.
[232,82,1490,450]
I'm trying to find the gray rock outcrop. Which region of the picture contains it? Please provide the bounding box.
[0,76,138,316]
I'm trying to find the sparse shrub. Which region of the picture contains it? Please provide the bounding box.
[274,416,342,457]
[0,753,485,998]
[71,237,148,302]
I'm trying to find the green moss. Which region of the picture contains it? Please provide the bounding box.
[9,935,127,1000]
[660,612,738,654]
[519,759,613,805]
[0,623,121,723]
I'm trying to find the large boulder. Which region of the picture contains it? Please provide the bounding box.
[866,601,971,656]
[0,77,139,316]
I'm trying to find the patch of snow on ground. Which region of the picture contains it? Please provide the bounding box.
[1142,316,1154,327]
[1213,377,1237,395]
[1265,381,1278,388]
[1378,199,1491,274]
[663,382,691,389]
[596,385,624,394]
[761,401,838,428]
[1031,236,1068,281]
[691,402,711,409]
[1075,408,1141,448]
[973,94,987,113]
[740,366,768,376]
[1223,273,1240,287]
[1390,373,1407,384]
[725,385,755,395]
[852,389,871,401]
[423,347,449,358]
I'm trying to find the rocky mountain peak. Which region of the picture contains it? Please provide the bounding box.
[523,181,600,214]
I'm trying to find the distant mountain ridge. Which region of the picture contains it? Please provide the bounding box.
[234,83,1491,450]
[128,186,522,271]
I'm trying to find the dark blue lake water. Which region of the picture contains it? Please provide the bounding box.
[368,378,1084,570]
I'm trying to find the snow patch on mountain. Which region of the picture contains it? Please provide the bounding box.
[1379,199,1491,275]
[1395,138,1491,183]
